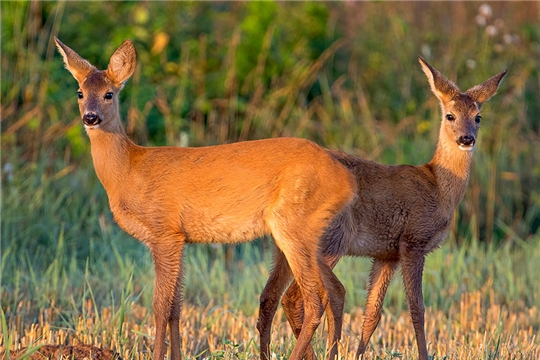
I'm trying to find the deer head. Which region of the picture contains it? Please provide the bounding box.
[54,37,137,131]
[419,57,507,152]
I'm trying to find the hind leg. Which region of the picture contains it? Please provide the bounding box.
[319,256,346,360]
[356,259,398,358]
[281,281,314,359]
[282,254,343,360]
[257,248,293,360]
[270,226,332,360]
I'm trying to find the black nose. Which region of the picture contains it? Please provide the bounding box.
[83,112,101,125]
[457,135,475,146]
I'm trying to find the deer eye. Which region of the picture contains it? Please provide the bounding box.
[445,114,455,121]
[475,114,482,123]
[77,91,83,99]
[104,92,113,100]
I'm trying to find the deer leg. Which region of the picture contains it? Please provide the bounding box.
[318,256,346,360]
[257,248,293,360]
[281,281,316,359]
[400,252,428,360]
[282,255,344,360]
[287,263,326,360]
[274,232,330,360]
[281,272,341,360]
[356,259,398,358]
[169,256,185,360]
[151,241,185,360]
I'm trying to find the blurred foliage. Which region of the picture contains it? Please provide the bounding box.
[1,0,539,259]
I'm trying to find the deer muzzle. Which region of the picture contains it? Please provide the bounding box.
[457,135,475,151]
[83,112,102,127]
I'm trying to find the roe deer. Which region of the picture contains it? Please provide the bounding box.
[264,58,507,360]
[54,37,357,360]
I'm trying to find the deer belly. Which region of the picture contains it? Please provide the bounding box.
[347,232,400,259]
[180,210,269,244]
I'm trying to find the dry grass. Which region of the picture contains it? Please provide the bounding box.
[2,291,538,360]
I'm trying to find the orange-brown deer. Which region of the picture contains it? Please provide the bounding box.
[259,58,507,360]
[54,37,357,360]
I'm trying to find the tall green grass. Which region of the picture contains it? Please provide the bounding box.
[2,150,539,316]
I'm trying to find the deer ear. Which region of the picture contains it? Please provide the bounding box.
[106,39,137,88]
[465,69,507,108]
[419,57,460,105]
[54,37,95,84]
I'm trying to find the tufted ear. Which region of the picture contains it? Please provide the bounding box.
[419,57,460,106]
[465,69,508,109]
[106,39,137,88]
[54,37,95,84]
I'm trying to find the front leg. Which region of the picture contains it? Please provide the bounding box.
[151,241,185,360]
[169,254,185,360]
[400,251,428,360]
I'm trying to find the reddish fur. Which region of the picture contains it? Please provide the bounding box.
[54,37,356,360]
[277,58,507,360]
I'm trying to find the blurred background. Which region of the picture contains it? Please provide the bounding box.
[1,1,539,353]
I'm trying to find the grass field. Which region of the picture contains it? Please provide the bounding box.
[2,179,540,359]
[3,295,540,359]
[2,1,539,359]
[2,239,540,359]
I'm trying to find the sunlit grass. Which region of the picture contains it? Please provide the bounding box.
[2,290,539,359]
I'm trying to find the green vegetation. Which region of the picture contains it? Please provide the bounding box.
[1,1,539,358]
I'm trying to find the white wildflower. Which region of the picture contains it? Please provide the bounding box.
[475,15,487,27]
[486,25,498,37]
[421,44,432,59]
[466,59,477,69]
[494,18,505,29]
[479,4,492,19]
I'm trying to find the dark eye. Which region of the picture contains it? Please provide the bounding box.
[77,91,83,99]
[445,114,455,121]
[104,92,113,100]
[475,114,482,123]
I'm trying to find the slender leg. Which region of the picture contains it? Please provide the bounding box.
[319,259,346,360]
[151,241,185,360]
[288,265,326,360]
[282,253,343,360]
[257,248,293,360]
[356,259,398,357]
[274,230,327,360]
[169,256,185,360]
[400,252,428,360]
[281,267,342,360]
[281,281,315,359]
[263,198,349,360]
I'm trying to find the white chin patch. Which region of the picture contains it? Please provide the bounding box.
[84,124,100,130]
[458,144,474,151]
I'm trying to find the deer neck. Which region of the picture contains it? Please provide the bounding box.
[85,120,133,195]
[427,136,474,210]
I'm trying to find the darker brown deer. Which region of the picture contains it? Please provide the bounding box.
[262,58,507,360]
[54,37,357,360]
